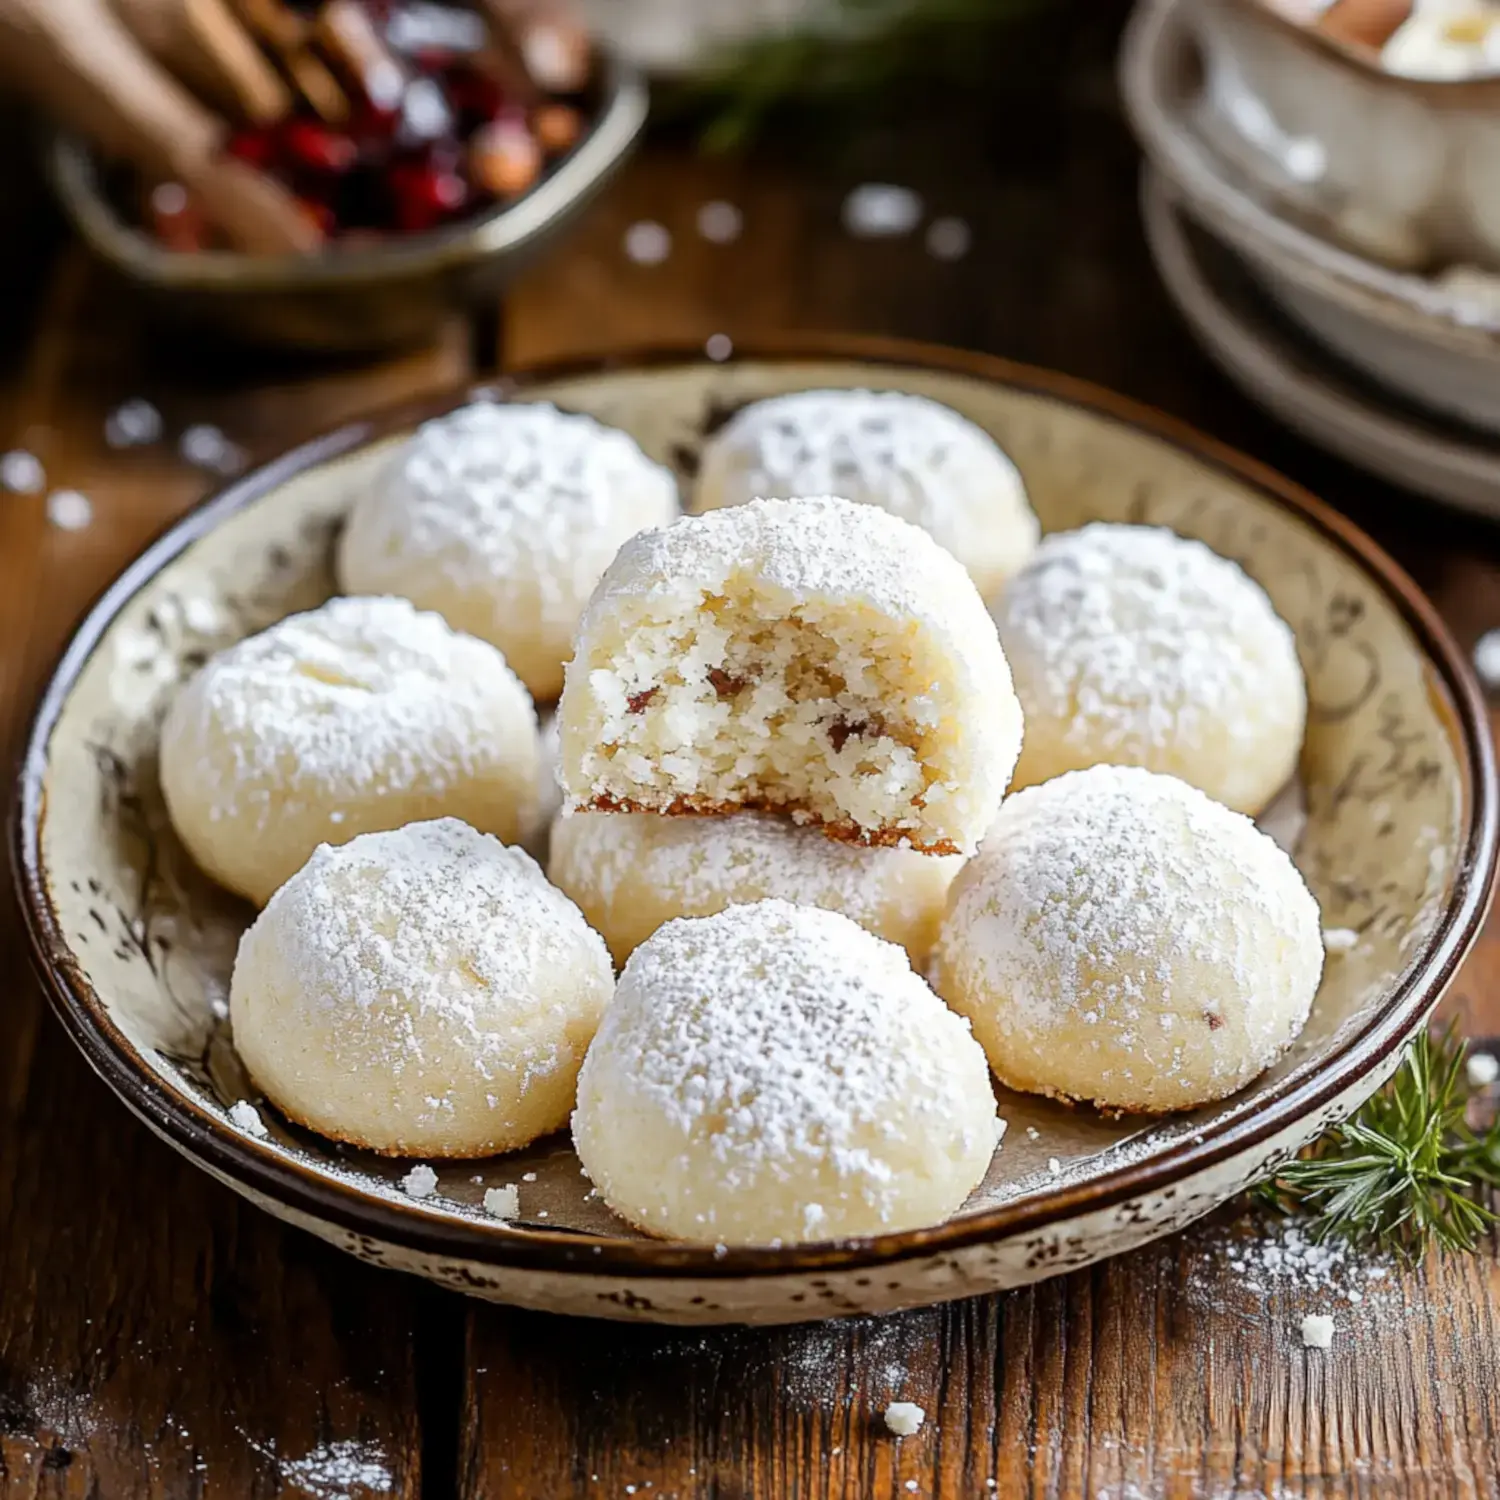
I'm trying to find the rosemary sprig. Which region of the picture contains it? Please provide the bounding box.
[1253,1023,1500,1262]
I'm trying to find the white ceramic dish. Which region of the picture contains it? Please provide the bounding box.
[1186,0,1500,271]
[13,341,1496,1324]
[1142,167,1500,521]
[1122,0,1500,437]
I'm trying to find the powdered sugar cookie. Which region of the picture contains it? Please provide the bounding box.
[548,810,962,966]
[932,766,1323,1113]
[160,596,539,906]
[573,900,1000,1244]
[694,390,1039,595]
[337,400,679,700]
[993,523,1306,815]
[231,818,613,1156]
[557,495,1022,856]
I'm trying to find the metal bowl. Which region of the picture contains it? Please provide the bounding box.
[44,57,647,353]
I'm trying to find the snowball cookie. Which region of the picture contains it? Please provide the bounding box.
[573,900,1001,1244]
[693,390,1039,596]
[520,710,563,862]
[231,818,613,1156]
[932,766,1323,1114]
[557,495,1023,856]
[337,400,679,700]
[160,596,539,906]
[993,523,1306,816]
[548,810,964,967]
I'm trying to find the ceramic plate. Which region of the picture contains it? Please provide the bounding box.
[1142,169,1500,520]
[13,339,1496,1325]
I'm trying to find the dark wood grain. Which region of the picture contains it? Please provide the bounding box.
[0,248,470,1498]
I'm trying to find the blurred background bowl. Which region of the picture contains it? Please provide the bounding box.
[44,53,648,355]
[1122,0,1500,438]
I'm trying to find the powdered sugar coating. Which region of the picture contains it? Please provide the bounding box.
[933,766,1323,1113]
[572,900,1001,1244]
[548,809,962,965]
[694,390,1039,596]
[337,401,679,699]
[994,524,1306,815]
[231,818,613,1156]
[558,495,1022,855]
[160,595,540,906]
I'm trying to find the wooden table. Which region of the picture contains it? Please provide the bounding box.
[4,13,1500,1497]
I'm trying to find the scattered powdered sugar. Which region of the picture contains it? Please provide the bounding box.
[1322,927,1359,953]
[624,220,671,265]
[179,423,246,476]
[993,523,1303,787]
[1189,1214,1397,1310]
[883,1401,925,1436]
[338,400,677,647]
[1467,1051,1499,1088]
[842,183,923,238]
[698,390,1034,577]
[696,200,743,243]
[279,1438,394,1496]
[1,448,45,494]
[936,766,1322,1107]
[46,489,93,531]
[1300,1313,1335,1349]
[229,1099,269,1137]
[401,1164,439,1198]
[105,398,163,449]
[483,1184,520,1219]
[162,595,536,830]
[574,901,998,1236]
[925,216,972,261]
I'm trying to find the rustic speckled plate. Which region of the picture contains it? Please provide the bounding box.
[13,338,1496,1325]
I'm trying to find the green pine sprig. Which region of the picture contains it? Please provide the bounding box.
[1253,1023,1500,1262]
[662,0,1055,153]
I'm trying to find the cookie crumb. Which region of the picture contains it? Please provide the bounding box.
[1301,1313,1335,1349]
[483,1185,520,1220]
[883,1401,925,1436]
[401,1164,439,1199]
[228,1099,268,1138]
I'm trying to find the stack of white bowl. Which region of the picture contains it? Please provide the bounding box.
[1120,0,1500,514]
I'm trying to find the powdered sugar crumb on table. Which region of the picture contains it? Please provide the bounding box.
[883,1401,925,1436]
[401,1164,439,1199]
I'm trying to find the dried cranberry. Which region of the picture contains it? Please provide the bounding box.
[281,119,359,174]
[389,160,467,232]
[225,129,275,168]
[445,65,505,127]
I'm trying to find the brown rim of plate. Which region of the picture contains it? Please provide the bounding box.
[1236,0,1500,100]
[11,333,1498,1282]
